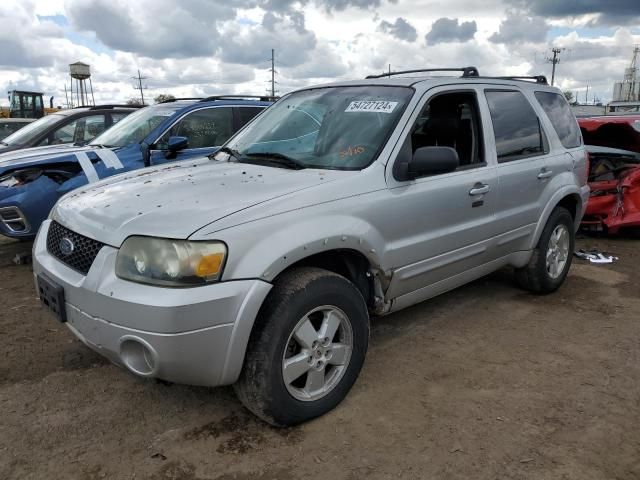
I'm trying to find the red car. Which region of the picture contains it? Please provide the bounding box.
[578,115,640,233]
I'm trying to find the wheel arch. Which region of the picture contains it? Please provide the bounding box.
[528,189,582,251]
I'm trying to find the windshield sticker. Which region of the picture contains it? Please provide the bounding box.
[339,146,365,158]
[345,101,398,114]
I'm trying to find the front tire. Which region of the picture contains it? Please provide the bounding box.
[515,206,575,294]
[234,267,369,426]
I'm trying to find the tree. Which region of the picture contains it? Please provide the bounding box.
[563,90,575,104]
[154,94,175,104]
[126,98,145,106]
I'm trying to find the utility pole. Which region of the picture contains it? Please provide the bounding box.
[546,47,563,86]
[270,49,276,100]
[388,64,391,78]
[132,69,148,105]
[585,85,589,104]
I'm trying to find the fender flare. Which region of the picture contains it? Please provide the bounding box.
[528,186,582,250]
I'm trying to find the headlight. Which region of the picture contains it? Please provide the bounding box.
[115,236,227,287]
[0,168,42,187]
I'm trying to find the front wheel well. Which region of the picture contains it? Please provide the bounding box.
[273,249,375,308]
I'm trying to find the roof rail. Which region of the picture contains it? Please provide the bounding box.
[158,97,203,103]
[489,75,549,85]
[71,104,144,110]
[199,95,276,102]
[365,66,480,80]
[89,104,145,110]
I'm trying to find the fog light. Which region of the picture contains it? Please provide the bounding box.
[119,337,158,376]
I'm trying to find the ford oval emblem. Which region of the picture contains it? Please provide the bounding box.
[59,237,75,256]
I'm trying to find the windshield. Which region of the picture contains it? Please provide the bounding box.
[1,114,65,146]
[217,86,413,170]
[90,104,181,147]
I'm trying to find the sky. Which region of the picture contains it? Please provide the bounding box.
[0,0,639,107]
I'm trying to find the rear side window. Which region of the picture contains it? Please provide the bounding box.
[237,107,264,129]
[485,90,546,163]
[534,91,581,148]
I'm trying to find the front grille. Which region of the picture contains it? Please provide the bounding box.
[47,221,104,275]
[0,207,29,233]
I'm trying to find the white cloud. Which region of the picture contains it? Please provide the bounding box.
[0,0,637,107]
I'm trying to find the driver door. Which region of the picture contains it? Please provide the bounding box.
[380,87,500,300]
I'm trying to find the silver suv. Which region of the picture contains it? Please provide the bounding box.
[33,68,589,426]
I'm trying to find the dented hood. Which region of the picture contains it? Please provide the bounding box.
[53,158,346,246]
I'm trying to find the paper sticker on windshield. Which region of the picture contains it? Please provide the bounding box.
[345,101,398,114]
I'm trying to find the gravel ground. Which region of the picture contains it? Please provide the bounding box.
[0,235,638,480]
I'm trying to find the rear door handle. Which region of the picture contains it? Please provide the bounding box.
[537,169,553,179]
[469,184,490,196]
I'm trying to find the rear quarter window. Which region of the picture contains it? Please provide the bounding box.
[534,91,582,148]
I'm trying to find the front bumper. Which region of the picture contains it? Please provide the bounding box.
[33,220,272,386]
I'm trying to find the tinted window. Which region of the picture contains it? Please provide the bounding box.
[78,115,107,143]
[237,107,264,129]
[534,91,581,148]
[485,90,545,162]
[410,92,484,168]
[158,108,233,149]
[111,112,129,124]
[47,119,79,145]
[0,121,31,141]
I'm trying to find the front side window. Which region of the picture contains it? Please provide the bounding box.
[217,86,413,170]
[77,115,107,144]
[409,91,484,168]
[534,91,582,148]
[156,108,234,149]
[49,119,79,145]
[90,104,182,148]
[110,112,129,124]
[485,90,546,163]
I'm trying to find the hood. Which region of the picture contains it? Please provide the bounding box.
[0,144,98,171]
[53,159,348,246]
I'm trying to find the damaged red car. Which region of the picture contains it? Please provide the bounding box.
[578,115,640,233]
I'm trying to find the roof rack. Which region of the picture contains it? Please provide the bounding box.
[366,66,480,80]
[158,97,203,103]
[489,75,548,85]
[199,95,275,102]
[90,104,145,109]
[71,104,144,110]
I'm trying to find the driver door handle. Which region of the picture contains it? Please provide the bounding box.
[537,169,553,179]
[469,183,490,196]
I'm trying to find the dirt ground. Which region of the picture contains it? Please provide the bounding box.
[0,235,639,480]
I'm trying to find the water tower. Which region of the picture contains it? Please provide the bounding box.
[69,61,95,107]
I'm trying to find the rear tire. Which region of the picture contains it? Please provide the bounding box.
[234,267,369,426]
[515,206,575,294]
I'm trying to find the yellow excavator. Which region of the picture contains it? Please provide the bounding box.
[0,90,60,118]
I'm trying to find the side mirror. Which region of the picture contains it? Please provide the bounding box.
[407,146,459,178]
[167,136,188,152]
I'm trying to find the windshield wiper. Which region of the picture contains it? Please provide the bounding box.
[212,146,241,161]
[0,142,8,146]
[241,152,306,170]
